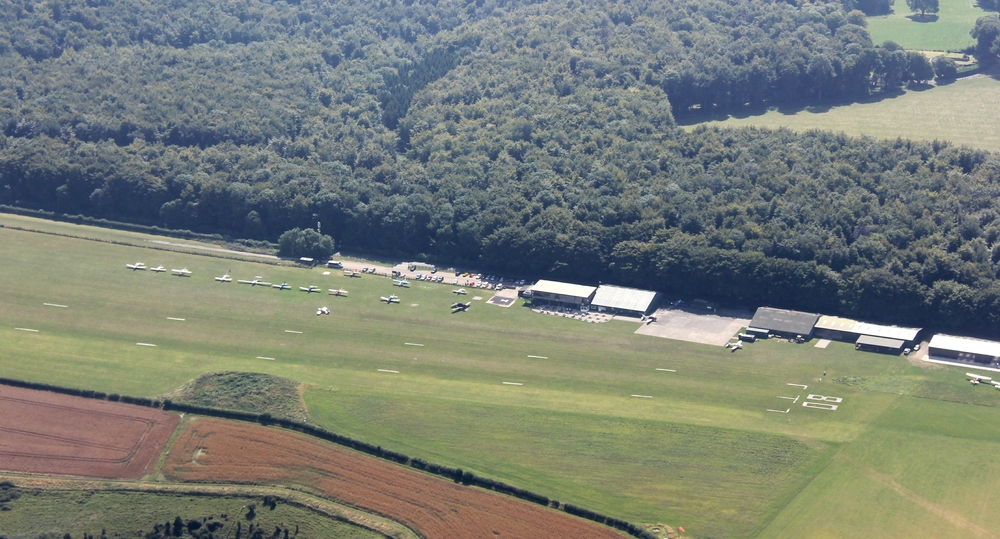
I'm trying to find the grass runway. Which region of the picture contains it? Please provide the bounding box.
[2,213,1000,539]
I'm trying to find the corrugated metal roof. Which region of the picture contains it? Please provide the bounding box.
[856,335,904,349]
[929,334,1000,358]
[815,316,857,332]
[591,285,659,312]
[815,316,920,341]
[749,307,819,335]
[528,280,597,299]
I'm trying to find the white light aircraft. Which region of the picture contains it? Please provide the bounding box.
[380,295,400,304]
[215,274,232,282]
[150,265,167,273]
[968,373,993,385]
[329,288,348,296]
[171,267,192,276]
[393,279,410,287]
[126,262,146,270]
[300,285,321,293]
[344,270,361,278]
[272,282,291,290]
[316,306,331,316]
[238,278,272,286]
[453,288,467,295]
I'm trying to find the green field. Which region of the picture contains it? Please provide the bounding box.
[0,489,381,539]
[690,76,1000,152]
[3,213,1000,539]
[867,0,990,51]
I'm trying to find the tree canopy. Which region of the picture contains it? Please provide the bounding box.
[906,0,939,17]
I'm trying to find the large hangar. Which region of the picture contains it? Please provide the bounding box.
[747,307,820,339]
[525,280,597,309]
[814,315,922,345]
[590,285,661,317]
[928,334,1000,366]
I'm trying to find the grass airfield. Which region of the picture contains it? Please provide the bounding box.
[3,213,1000,539]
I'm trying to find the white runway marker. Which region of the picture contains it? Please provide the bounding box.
[767,408,791,413]
[502,382,523,386]
[655,368,676,372]
[787,383,808,389]
[777,395,799,402]
[377,369,399,373]
[527,355,548,359]
[285,330,302,334]
[404,343,424,347]
[43,303,68,308]
[167,317,185,321]
[14,328,38,332]
[136,343,157,347]
[256,356,276,361]
[631,394,653,399]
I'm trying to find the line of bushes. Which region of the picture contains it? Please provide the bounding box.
[0,378,657,539]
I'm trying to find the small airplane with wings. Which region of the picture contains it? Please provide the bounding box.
[452,288,467,295]
[393,279,410,287]
[451,302,471,313]
[126,262,146,271]
[238,278,272,286]
[344,270,361,278]
[150,265,167,273]
[380,294,400,304]
[300,285,321,293]
[968,373,993,385]
[724,341,743,352]
[214,274,232,282]
[171,267,192,276]
[316,306,331,316]
[329,288,349,296]
[272,282,291,290]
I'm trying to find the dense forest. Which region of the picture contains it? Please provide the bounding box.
[3,0,1000,335]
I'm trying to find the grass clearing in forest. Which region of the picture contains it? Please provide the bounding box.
[4,212,1000,539]
[866,0,991,51]
[690,76,1000,152]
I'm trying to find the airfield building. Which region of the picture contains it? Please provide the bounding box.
[747,307,820,339]
[855,335,906,355]
[928,334,1000,366]
[526,280,597,309]
[814,316,922,346]
[590,285,661,317]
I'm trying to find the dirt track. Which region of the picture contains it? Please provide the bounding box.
[164,417,627,539]
[0,386,179,478]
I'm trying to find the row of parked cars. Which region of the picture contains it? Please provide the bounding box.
[455,272,526,287]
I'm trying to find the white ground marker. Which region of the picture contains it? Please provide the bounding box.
[14,328,39,332]
[502,382,523,386]
[377,369,399,373]
[777,395,800,404]
[527,355,548,359]
[631,394,653,399]
[787,383,808,389]
[285,330,302,334]
[404,343,424,347]
[136,343,157,347]
[655,368,676,372]
[256,356,275,361]
[767,408,790,413]
[167,317,185,321]
[43,303,68,308]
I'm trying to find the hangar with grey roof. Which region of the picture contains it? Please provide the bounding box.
[747,307,820,339]
[590,285,661,317]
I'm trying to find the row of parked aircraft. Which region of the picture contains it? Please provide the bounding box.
[967,373,1000,389]
[126,262,190,275]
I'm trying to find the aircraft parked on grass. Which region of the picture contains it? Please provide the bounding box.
[150,265,167,273]
[272,282,291,290]
[451,302,471,313]
[238,278,272,286]
[126,262,146,270]
[393,279,410,287]
[316,306,331,315]
[725,341,743,352]
[214,274,232,282]
[171,268,192,276]
[344,270,361,277]
[453,288,467,295]
[380,295,400,304]
[300,285,321,293]
[329,288,348,296]
[968,373,993,385]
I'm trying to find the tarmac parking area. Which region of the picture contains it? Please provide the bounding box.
[634,307,751,346]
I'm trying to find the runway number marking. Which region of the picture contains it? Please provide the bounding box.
[802,394,841,411]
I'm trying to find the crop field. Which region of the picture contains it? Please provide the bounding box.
[867,0,990,51]
[691,76,1000,153]
[3,212,1000,539]
[164,417,627,539]
[0,385,179,478]
[0,488,383,539]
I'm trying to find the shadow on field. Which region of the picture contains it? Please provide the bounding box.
[906,14,939,23]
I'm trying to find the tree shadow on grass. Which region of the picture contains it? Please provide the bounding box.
[906,14,939,23]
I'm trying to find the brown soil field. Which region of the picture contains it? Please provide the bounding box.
[164,418,627,539]
[0,385,180,478]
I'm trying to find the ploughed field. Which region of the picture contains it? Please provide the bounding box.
[163,417,625,539]
[0,385,179,478]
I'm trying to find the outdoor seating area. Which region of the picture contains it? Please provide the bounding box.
[531,304,612,323]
